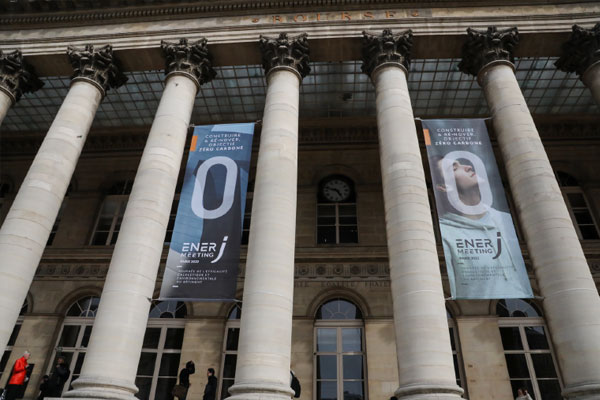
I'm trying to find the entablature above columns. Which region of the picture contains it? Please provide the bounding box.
[0,3,598,77]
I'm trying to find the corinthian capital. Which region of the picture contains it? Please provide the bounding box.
[161,38,216,88]
[556,23,600,78]
[259,33,310,79]
[458,26,519,77]
[361,29,413,77]
[0,49,44,104]
[67,44,127,96]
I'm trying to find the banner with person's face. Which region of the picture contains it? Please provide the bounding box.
[159,123,254,301]
[422,119,533,299]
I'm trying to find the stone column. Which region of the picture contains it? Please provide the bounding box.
[459,26,600,400]
[0,45,126,357]
[0,49,44,126]
[64,38,215,400]
[362,29,463,400]
[556,23,600,106]
[227,32,309,400]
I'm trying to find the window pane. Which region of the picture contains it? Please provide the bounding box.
[142,328,161,349]
[453,354,460,380]
[343,355,364,379]
[579,225,600,239]
[135,377,152,400]
[500,327,523,350]
[339,226,358,243]
[137,352,157,376]
[531,354,557,378]
[156,377,177,400]
[91,231,109,245]
[318,205,336,216]
[81,326,92,348]
[1,350,11,375]
[159,353,181,377]
[537,379,562,400]
[317,227,336,244]
[343,381,364,400]
[226,328,240,351]
[74,352,86,375]
[574,210,594,224]
[221,379,234,399]
[448,327,456,350]
[223,354,237,379]
[317,355,337,379]
[7,324,21,347]
[317,381,337,400]
[567,193,586,207]
[342,328,362,352]
[339,216,357,225]
[338,205,356,215]
[509,380,534,400]
[505,354,530,378]
[317,216,336,225]
[525,326,549,350]
[317,329,337,352]
[164,328,185,349]
[59,325,81,348]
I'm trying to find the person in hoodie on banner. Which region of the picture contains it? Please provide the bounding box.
[423,119,533,300]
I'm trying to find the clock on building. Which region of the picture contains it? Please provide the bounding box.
[320,176,353,202]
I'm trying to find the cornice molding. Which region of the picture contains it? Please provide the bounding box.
[2,119,599,156]
[2,0,597,27]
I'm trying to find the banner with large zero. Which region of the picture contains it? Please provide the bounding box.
[422,119,533,300]
[159,123,254,301]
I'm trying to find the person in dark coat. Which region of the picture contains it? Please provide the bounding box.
[47,356,70,397]
[37,375,50,400]
[202,368,217,400]
[177,361,195,400]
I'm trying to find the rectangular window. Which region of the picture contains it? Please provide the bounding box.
[317,203,358,244]
[90,196,128,245]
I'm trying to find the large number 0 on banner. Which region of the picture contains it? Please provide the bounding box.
[191,156,238,219]
[441,150,493,216]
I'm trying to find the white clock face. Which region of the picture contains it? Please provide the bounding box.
[322,178,351,202]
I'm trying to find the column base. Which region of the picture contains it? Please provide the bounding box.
[562,382,600,399]
[63,376,138,400]
[395,383,464,400]
[227,381,295,400]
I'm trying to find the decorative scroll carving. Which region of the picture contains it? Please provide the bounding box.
[0,49,44,103]
[361,29,413,76]
[556,23,600,77]
[67,44,128,95]
[259,32,310,78]
[161,38,216,86]
[458,26,519,77]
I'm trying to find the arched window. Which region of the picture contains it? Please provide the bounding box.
[314,299,366,400]
[497,299,562,399]
[317,176,358,244]
[218,303,242,399]
[51,297,187,399]
[555,171,599,240]
[90,179,134,245]
[50,296,100,393]
[446,309,466,391]
[0,299,29,381]
[136,301,187,400]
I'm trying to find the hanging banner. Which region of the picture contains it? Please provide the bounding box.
[159,123,255,301]
[422,119,533,300]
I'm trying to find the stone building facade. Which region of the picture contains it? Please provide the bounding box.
[0,1,599,400]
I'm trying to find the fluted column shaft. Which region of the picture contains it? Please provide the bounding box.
[582,62,600,106]
[66,38,214,400]
[227,68,299,400]
[0,80,102,356]
[362,29,463,400]
[480,61,600,399]
[228,32,308,400]
[374,65,462,400]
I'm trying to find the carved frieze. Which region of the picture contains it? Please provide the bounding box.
[161,38,216,87]
[259,32,310,79]
[361,29,413,77]
[0,49,44,103]
[458,26,519,77]
[67,44,128,96]
[556,23,600,78]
